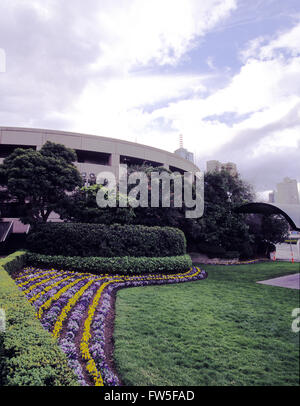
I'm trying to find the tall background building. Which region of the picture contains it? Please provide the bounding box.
[269,177,300,205]
[206,160,238,177]
[174,147,194,163]
[174,133,195,163]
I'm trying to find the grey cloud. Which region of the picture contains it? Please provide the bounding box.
[196,103,300,192]
[198,144,299,193]
[215,102,300,156]
[0,0,105,129]
[239,146,300,192]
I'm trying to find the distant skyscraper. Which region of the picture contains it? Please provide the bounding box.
[270,177,300,205]
[206,160,237,177]
[174,134,194,163]
[206,160,221,173]
[174,147,194,163]
[268,191,275,203]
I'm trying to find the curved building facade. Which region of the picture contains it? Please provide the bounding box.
[0,127,199,235]
[0,127,199,182]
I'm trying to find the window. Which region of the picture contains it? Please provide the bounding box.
[0,144,36,158]
[120,155,163,168]
[75,150,111,165]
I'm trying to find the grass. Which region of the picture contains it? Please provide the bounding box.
[114,262,300,386]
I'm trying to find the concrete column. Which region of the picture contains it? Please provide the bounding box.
[110,153,120,179]
[110,153,120,166]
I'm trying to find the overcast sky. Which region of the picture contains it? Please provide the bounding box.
[0,0,299,197]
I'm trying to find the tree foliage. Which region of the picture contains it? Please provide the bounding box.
[59,163,290,258]
[246,213,289,255]
[2,143,289,260]
[58,183,135,225]
[187,171,255,254]
[0,141,82,224]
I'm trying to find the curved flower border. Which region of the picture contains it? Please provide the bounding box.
[14,266,208,386]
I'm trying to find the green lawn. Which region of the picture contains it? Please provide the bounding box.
[114,262,300,386]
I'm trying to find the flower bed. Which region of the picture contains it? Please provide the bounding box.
[0,253,78,386]
[13,266,207,386]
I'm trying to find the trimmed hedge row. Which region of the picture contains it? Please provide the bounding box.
[26,223,187,258]
[0,252,78,386]
[26,252,192,275]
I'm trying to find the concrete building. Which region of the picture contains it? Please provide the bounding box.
[270,177,300,205]
[268,191,275,203]
[0,126,199,176]
[174,147,194,163]
[206,160,238,177]
[0,126,200,237]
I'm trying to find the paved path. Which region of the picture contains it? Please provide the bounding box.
[257,273,300,290]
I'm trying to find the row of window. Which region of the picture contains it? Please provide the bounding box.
[0,144,185,174]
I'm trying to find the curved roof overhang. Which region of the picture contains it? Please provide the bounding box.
[235,202,300,231]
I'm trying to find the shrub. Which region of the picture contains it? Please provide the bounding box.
[26,252,192,275]
[26,223,186,258]
[197,242,226,258]
[256,242,276,257]
[0,252,78,386]
[238,242,255,260]
[0,250,27,275]
[223,251,240,259]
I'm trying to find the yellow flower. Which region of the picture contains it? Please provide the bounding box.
[52,278,103,339]
[36,276,90,319]
[29,276,74,303]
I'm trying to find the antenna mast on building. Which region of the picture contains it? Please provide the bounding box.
[179,133,183,149]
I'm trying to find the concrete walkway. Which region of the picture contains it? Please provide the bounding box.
[257,273,300,290]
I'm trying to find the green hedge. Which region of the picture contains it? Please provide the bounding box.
[0,251,78,386]
[26,252,192,275]
[27,223,187,258]
[0,250,27,275]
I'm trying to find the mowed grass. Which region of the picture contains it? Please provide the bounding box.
[114,262,300,386]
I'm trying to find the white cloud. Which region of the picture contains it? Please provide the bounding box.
[137,22,300,167]
[92,0,237,70]
[242,22,300,61]
[72,0,237,146]
[72,72,211,148]
[72,17,300,164]
[1,0,298,192]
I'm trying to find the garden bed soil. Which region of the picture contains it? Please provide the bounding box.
[103,286,124,386]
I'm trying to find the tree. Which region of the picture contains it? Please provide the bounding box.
[58,183,135,225]
[246,213,289,256]
[126,164,186,228]
[187,170,255,255]
[0,141,82,224]
[59,164,187,227]
[49,161,289,259]
[123,166,289,258]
